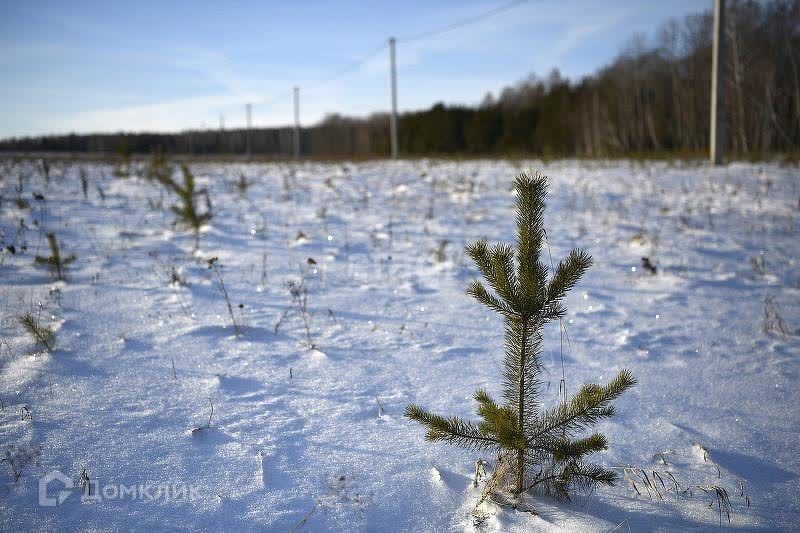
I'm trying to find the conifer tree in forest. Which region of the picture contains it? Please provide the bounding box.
[406,172,635,500]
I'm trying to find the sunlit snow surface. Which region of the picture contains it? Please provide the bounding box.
[1,158,798,531]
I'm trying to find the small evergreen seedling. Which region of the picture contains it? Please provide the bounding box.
[14,175,30,209]
[236,172,249,196]
[80,167,89,199]
[406,173,635,501]
[40,159,50,183]
[34,232,75,281]
[163,165,212,248]
[145,148,173,184]
[19,313,55,352]
[114,141,131,178]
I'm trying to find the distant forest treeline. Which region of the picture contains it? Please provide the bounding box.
[2,0,798,158]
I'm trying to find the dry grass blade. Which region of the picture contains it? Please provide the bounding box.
[606,518,631,533]
[191,398,215,434]
[207,257,242,335]
[615,465,691,501]
[698,484,732,526]
[663,471,687,497]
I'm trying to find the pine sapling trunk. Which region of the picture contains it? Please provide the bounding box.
[515,317,528,495]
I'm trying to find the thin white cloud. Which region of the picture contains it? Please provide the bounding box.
[35,94,245,134]
[549,10,633,62]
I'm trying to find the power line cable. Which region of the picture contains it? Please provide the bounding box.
[256,42,387,113]
[255,0,531,117]
[399,0,530,44]
[305,41,388,93]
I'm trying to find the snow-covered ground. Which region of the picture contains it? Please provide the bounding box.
[0,157,798,531]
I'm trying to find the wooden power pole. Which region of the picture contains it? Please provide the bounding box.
[246,103,252,157]
[710,0,726,165]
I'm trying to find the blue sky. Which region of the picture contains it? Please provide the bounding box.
[0,0,708,138]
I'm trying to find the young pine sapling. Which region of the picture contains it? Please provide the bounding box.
[14,175,30,209]
[162,165,212,249]
[406,173,635,503]
[80,167,89,199]
[19,312,55,352]
[236,172,250,196]
[145,148,173,185]
[114,141,131,178]
[34,232,75,281]
[40,159,50,183]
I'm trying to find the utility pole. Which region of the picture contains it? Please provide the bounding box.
[710,0,726,165]
[389,37,398,159]
[246,103,252,157]
[293,86,300,160]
